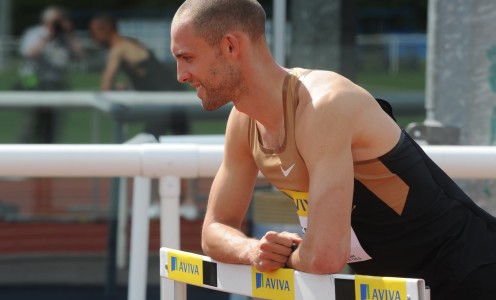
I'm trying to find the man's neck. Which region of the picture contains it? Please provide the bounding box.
[109,33,122,47]
[233,60,289,132]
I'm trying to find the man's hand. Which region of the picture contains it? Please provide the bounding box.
[251,231,302,272]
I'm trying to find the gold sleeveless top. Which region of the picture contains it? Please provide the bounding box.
[247,68,373,263]
[248,68,311,193]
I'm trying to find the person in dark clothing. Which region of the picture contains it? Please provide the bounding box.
[18,6,84,143]
[89,14,189,136]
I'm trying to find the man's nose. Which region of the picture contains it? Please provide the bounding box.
[176,63,190,83]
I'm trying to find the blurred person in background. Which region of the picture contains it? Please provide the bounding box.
[89,14,190,137]
[17,6,84,143]
[90,14,196,220]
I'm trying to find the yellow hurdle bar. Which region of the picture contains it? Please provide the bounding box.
[159,247,430,300]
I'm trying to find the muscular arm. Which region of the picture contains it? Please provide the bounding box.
[101,46,122,91]
[202,108,300,271]
[287,87,363,274]
[202,108,259,263]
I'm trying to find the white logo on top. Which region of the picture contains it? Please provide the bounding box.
[280,163,296,177]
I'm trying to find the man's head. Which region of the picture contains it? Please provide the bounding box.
[171,0,266,111]
[41,6,66,36]
[90,14,118,48]
[173,0,266,47]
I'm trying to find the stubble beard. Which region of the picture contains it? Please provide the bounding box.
[200,62,244,111]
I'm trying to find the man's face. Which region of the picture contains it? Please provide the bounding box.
[171,20,243,111]
[42,9,62,35]
[90,21,110,48]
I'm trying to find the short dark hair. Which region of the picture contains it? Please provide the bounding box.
[41,6,67,23]
[174,0,266,46]
[92,14,118,31]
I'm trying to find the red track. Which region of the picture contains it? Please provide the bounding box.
[0,178,204,254]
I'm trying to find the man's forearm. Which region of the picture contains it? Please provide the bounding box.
[100,74,113,91]
[287,240,347,274]
[202,222,258,265]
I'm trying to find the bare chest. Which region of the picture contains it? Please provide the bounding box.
[256,122,286,151]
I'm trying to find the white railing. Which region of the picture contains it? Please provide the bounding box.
[0,91,213,112]
[1,143,496,300]
[357,33,426,74]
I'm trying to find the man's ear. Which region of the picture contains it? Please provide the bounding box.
[222,33,241,57]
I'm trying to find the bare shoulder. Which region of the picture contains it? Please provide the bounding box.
[120,38,143,51]
[295,69,400,161]
[298,70,373,112]
[119,38,149,60]
[226,106,251,138]
[224,106,253,159]
[108,41,125,58]
[295,70,375,134]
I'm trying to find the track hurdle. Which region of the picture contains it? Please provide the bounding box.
[1,143,494,300]
[160,248,430,300]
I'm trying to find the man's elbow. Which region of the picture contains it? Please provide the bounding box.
[201,225,212,256]
[304,245,349,274]
[201,235,213,258]
[309,257,347,274]
[201,222,219,259]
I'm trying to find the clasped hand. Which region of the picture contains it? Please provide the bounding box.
[251,231,302,272]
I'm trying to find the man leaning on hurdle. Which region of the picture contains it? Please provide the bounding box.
[170,1,496,299]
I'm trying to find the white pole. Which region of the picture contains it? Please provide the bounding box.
[273,0,287,66]
[424,0,439,124]
[159,176,186,300]
[0,144,496,179]
[117,177,128,270]
[127,176,152,300]
[389,35,400,75]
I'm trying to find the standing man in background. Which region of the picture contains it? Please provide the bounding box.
[90,14,189,137]
[18,6,84,143]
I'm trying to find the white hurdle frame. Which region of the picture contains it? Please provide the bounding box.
[159,247,429,300]
[0,143,496,300]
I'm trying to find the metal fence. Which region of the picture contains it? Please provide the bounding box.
[0,32,427,79]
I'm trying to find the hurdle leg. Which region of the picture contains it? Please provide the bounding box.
[127,176,152,300]
[160,176,186,300]
[117,177,129,270]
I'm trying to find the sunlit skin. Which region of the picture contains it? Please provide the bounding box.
[170,14,401,275]
[89,20,111,48]
[90,17,153,91]
[171,21,244,111]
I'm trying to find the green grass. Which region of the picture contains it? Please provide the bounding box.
[357,71,425,92]
[396,114,424,128]
[0,108,227,144]
[0,110,26,142]
[0,66,228,143]
[0,68,423,143]
[68,73,101,91]
[0,65,22,90]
